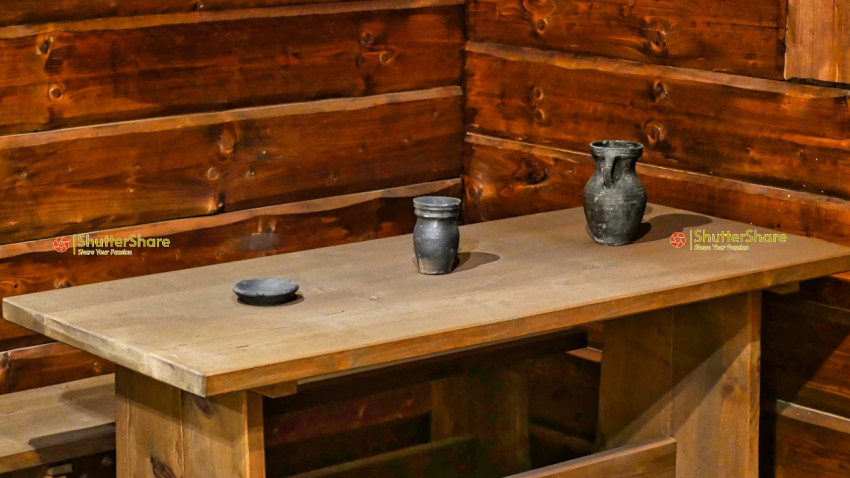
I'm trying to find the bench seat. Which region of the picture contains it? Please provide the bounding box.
[0,374,115,474]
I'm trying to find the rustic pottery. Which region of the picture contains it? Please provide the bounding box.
[583,140,647,245]
[413,196,461,274]
[233,278,299,305]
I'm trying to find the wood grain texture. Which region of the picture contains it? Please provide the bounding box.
[0,0,464,134]
[508,437,676,478]
[5,205,849,396]
[0,87,463,244]
[766,400,850,477]
[0,0,387,26]
[468,0,786,79]
[432,364,530,476]
[0,374,115,474]
[763,294,850,418]
[0,341,113,395]
[0,179,462,353]
[786,0,850,83]
[597,309,673,449]
[528,352,600,449]
[466,42,850,199]
[264,383,431,448]
[463,134,850,246]
[798,272,850,310]
[116,367,263,478]
[599,293,761,476]
[287,435,479,478]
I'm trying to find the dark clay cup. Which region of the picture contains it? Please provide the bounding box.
[412,196,461,274]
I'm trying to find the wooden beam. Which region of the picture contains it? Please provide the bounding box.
[0,342,113,395]
[264,383,432,449]
[0,87,462,244]
[0,0,463,134]
[469,0,786,79]
[0,0,464,27]
[765,282,801,294]
[286,436,478,478]
[507,437,676,478]
[767,399,850,477]
[466,42,850,201]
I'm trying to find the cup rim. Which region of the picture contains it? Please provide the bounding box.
[413,196,462,211]
[589,140,644,153]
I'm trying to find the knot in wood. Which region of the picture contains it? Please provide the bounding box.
[529,86,545,102]
[359,31,374,46]
[36,37,52,55]
[48,84,64,100]
[644,120,668,144]
[535,18,549,34]
[651,80,669,103]
[532,108,546,122]
[219,132,235,154]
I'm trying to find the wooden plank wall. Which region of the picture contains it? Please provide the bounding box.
[464,0,850,475]
[0,0,466,402]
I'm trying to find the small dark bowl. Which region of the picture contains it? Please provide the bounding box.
[233,278,299,306]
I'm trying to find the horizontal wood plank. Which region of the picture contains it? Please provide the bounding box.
[763,294,850,418]
[0,374,115,474]
[799,272,850,310]
[0,87,463,244]
[508,436,676,478]
[767,400,850,477]
[0,0,463,134]
[287,435,479,478]
[468,0,786,79]
[0,0,397,26]
[0,179,462,351]
[265,383,431,448]
[466,42,850,200]
[0,341,113,395]
[463,134,850,246]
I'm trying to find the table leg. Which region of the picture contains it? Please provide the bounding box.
[598,292,760,477]
[115,366,265,478]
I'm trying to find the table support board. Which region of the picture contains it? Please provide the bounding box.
[115,367,265,478]
[598,291,761,477]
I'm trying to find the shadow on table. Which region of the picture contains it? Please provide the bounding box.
[633,213,713,244]
[454,252,500,273]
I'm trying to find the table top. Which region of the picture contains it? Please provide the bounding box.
[5,204,850,396]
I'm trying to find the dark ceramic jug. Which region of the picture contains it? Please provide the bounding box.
[583,140,647,245]
[413,196,461,274]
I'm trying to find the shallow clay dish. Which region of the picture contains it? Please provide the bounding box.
[233,278,299,306]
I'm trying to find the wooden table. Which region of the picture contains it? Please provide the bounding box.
[5,204,850,478]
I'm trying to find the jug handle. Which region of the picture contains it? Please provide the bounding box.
[601,155,616,188]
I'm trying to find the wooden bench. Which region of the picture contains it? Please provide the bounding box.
[0,375,115,476]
